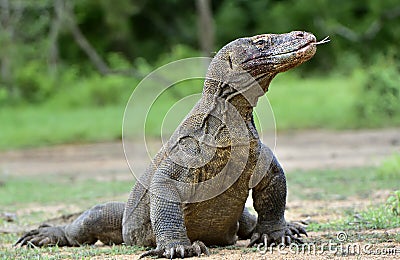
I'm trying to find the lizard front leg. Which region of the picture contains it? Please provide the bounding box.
[140,159,209,259]
[248,144,306,247]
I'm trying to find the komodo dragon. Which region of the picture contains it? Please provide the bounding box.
[16,31,328,258]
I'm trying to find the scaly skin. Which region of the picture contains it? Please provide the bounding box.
[16,31,320,258]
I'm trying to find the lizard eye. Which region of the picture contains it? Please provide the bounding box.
[228,55,233,69]
[255,39,267,46]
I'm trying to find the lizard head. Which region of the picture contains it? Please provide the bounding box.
[204,31,326,104]
[239,31,318,74]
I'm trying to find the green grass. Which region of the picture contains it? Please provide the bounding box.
[287,166,399,234]
[1,245,143,259]
[286,167,399,201]
[294,154,400,232]
[0,176,133,209]
[0,105,126,149]
[308,191,400,232]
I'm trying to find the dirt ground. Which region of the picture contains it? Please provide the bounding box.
[1,128,399,259]
[1,128,399,179]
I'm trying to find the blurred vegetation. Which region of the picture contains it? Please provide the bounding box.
[0,0,399,149]
[375,153,400,181]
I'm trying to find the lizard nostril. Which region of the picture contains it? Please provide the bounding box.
[296,32,305,38]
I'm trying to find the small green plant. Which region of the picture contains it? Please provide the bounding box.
[386,190,400,216]
[309,192,400,232]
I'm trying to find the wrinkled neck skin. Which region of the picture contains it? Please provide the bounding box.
[201,56,275,123]
[200,77,273,122]
[201,52,276,123]
[200,31,317,123]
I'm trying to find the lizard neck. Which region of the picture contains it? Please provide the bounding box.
[225,94,255,122]
[202,77,273,123]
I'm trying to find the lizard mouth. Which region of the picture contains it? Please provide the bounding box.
[272,36,330,58]
[298,40,316,52]
[245,36,330,62]
[296,36,330,52]
[242,42,315,64]
[240,36,330,68]
[295,36,330,52]
[293,35,330,54]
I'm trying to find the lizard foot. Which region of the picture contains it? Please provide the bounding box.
[248,222,307,248]
[14,224,69,247]
[139,241,209,259]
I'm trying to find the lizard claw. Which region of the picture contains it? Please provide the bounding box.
[248,222,308,248]
[192,240,209,256]
[139,248,164,259]
[247,232,262,248]
[14,225,69,247]
[288,222,308,237]
[139,241,209,259]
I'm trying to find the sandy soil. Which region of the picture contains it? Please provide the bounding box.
[1,128,399,259]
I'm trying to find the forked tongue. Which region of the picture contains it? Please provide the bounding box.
[313,36,330,45]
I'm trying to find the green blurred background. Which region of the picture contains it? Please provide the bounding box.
[1,0,399,150]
